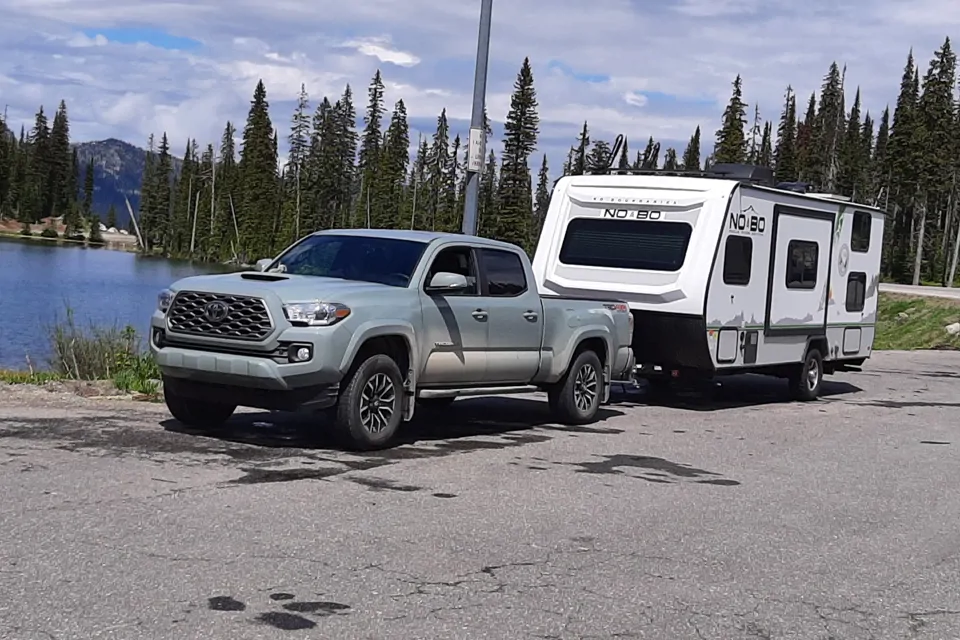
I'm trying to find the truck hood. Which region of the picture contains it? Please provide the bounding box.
[169,271,399,301]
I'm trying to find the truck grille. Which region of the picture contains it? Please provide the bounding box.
[167,291,273,341]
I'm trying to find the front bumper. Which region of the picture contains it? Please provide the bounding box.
[149,309,349,392]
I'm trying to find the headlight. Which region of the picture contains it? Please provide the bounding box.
[283,301,350,326]
[157,289,174,313]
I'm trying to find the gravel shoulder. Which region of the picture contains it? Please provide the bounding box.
[1,350,959,639]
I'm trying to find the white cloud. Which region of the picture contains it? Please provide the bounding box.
[0,0,956,175]
[340,37,420,67]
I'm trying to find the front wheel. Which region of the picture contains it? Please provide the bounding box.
[548,349,603,424]
[163,379,236,428]
[334,354,404,450]
[789,347,823,401]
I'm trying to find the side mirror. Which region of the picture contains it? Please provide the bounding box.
[255,258,273,272]
[426,271,469,292]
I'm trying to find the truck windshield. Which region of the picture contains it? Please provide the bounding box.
[269,234,428,287]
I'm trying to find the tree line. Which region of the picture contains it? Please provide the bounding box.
[2,39,959,284]
[0,101,105,240]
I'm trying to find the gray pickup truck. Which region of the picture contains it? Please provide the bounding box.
[150,229,635,449]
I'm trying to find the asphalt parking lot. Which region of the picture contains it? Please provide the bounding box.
[1,349,959,639]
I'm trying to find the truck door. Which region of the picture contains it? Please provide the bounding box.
[477,247,542,384]
[765,205,834,339]
[418,245,488,384]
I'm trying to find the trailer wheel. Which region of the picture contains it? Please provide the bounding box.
[548,349,602,424]
[789,347,823,401]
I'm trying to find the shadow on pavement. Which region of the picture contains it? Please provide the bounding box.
[608,373,862,411]
[160,396,626,455]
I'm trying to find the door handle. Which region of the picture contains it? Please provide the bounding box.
[522,310,538,321]
[471,309,488,320]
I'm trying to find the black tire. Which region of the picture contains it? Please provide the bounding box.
[548,349,603,424]
[334,353,404,451]
[789,347,823,401]
[163,380,236,428]
[418,397,456,409]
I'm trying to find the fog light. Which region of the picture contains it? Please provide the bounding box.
[153,329,165,347]
[288,345,312,362]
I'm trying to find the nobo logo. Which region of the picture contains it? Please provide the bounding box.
[728,208,765,234]
[603,208,662,220]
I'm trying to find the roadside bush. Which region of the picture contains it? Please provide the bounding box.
[47,308,160,395]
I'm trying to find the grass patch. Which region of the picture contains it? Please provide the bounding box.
[0,369,62,385]
[48,308,161,395]
[876,293,960,350]
[1,307,161,397]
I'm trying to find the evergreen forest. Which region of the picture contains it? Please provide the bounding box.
[1,39,960,285]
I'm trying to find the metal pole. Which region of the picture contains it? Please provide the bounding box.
[461,0,493,235]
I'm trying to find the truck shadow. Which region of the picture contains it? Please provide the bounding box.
[609,374,862,411]
[160,396,626,453]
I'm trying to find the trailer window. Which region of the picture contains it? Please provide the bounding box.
[558,218,692,271]
[722,236,752,285]
[845,271,866,312]
[851,212,871,252]
[786,240,818,289]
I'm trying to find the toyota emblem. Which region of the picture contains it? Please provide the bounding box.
[204,300,230,323]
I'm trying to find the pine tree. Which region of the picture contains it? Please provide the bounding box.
[795,93,818,181]
[356,70,385,227]
[681,126,701,170]
[106,203,117,229]
[713,75,748,163]
[758,122,773,168]
[662,148,679,170]
[886,49,922,280]
[82,157,94,215]
[376,99,410,228]
[814,62,846,191]
[571,122,589,175]
[88,214,103,244]
[495,58,539,249]
[424,109,451,231]
[586,139,611,171]
[774,86,798,182]
[237,80,278,260]
[148,133,172,250]
[532,154,550,246]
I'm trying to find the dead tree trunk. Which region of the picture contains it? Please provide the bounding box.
[912,199,927,286]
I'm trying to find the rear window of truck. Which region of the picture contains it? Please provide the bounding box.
[558,218,693,271]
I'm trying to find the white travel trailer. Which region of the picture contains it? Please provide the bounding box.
[530,161,885,400]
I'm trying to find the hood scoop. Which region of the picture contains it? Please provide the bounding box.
[240,272,289,281]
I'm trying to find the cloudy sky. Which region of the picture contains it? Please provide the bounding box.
[1,0,958,175]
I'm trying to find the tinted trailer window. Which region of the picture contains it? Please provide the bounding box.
[558,218,693,271]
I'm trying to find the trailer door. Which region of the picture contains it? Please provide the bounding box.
[764,205,834,336]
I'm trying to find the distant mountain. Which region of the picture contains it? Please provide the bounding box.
[73,138,182,226]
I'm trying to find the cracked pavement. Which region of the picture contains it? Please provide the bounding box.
[1,350,959,638]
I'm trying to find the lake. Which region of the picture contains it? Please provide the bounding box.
[0,237,219,370]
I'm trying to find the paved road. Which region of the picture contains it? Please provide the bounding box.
[1,351,959,639]
[880,283,960,299]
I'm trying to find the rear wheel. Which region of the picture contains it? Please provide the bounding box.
[334,354,404,450]
[163,378,236,428]
[789,347,823,401]
[548,349,603,424]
